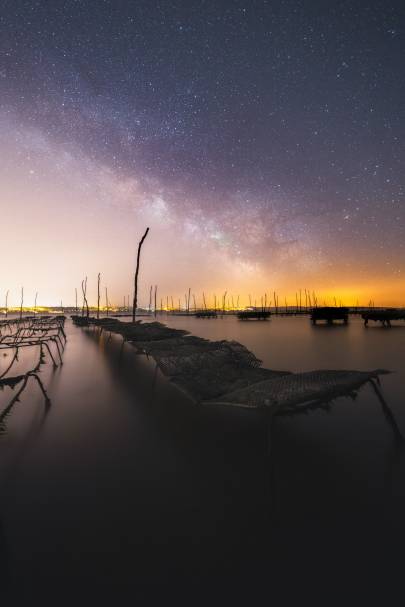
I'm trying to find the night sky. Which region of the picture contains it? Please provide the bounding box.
[1,0,404,306]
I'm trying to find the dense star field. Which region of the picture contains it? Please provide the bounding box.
[0,0,404,306]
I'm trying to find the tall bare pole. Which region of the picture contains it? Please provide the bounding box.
[97,273,101,319]
[75,288,78,314]
[81,277,89,318]
[105,287,109,317]
[34,292,38,314]
[5,290,9,318]
[132,227,150,323]
[154,285,157,318]
[149,286,153,313]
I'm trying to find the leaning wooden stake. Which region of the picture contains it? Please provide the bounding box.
[132,227,150,323]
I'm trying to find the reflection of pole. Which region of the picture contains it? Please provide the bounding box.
[264,409,278,521]
[369,379,404,442]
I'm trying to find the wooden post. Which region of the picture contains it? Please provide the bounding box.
[132,227,150,323]
[81,277,89,318]
[20,287,24,320]
[105,287,109,317]
[75,288,78,314]
[97,273,101,319]
[5,290,9,318]
[154,285,157,318]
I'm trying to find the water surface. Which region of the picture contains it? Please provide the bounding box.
[1,315,404,604]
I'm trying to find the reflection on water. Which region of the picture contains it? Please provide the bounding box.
[0,315,404,604]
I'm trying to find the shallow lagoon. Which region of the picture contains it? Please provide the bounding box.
[1,315,404,604]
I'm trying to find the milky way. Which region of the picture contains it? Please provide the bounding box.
[0,0,404,306]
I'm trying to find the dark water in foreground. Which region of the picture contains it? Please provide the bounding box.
[1,315,404,605]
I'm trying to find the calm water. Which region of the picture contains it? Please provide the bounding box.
[1,315,404,605]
